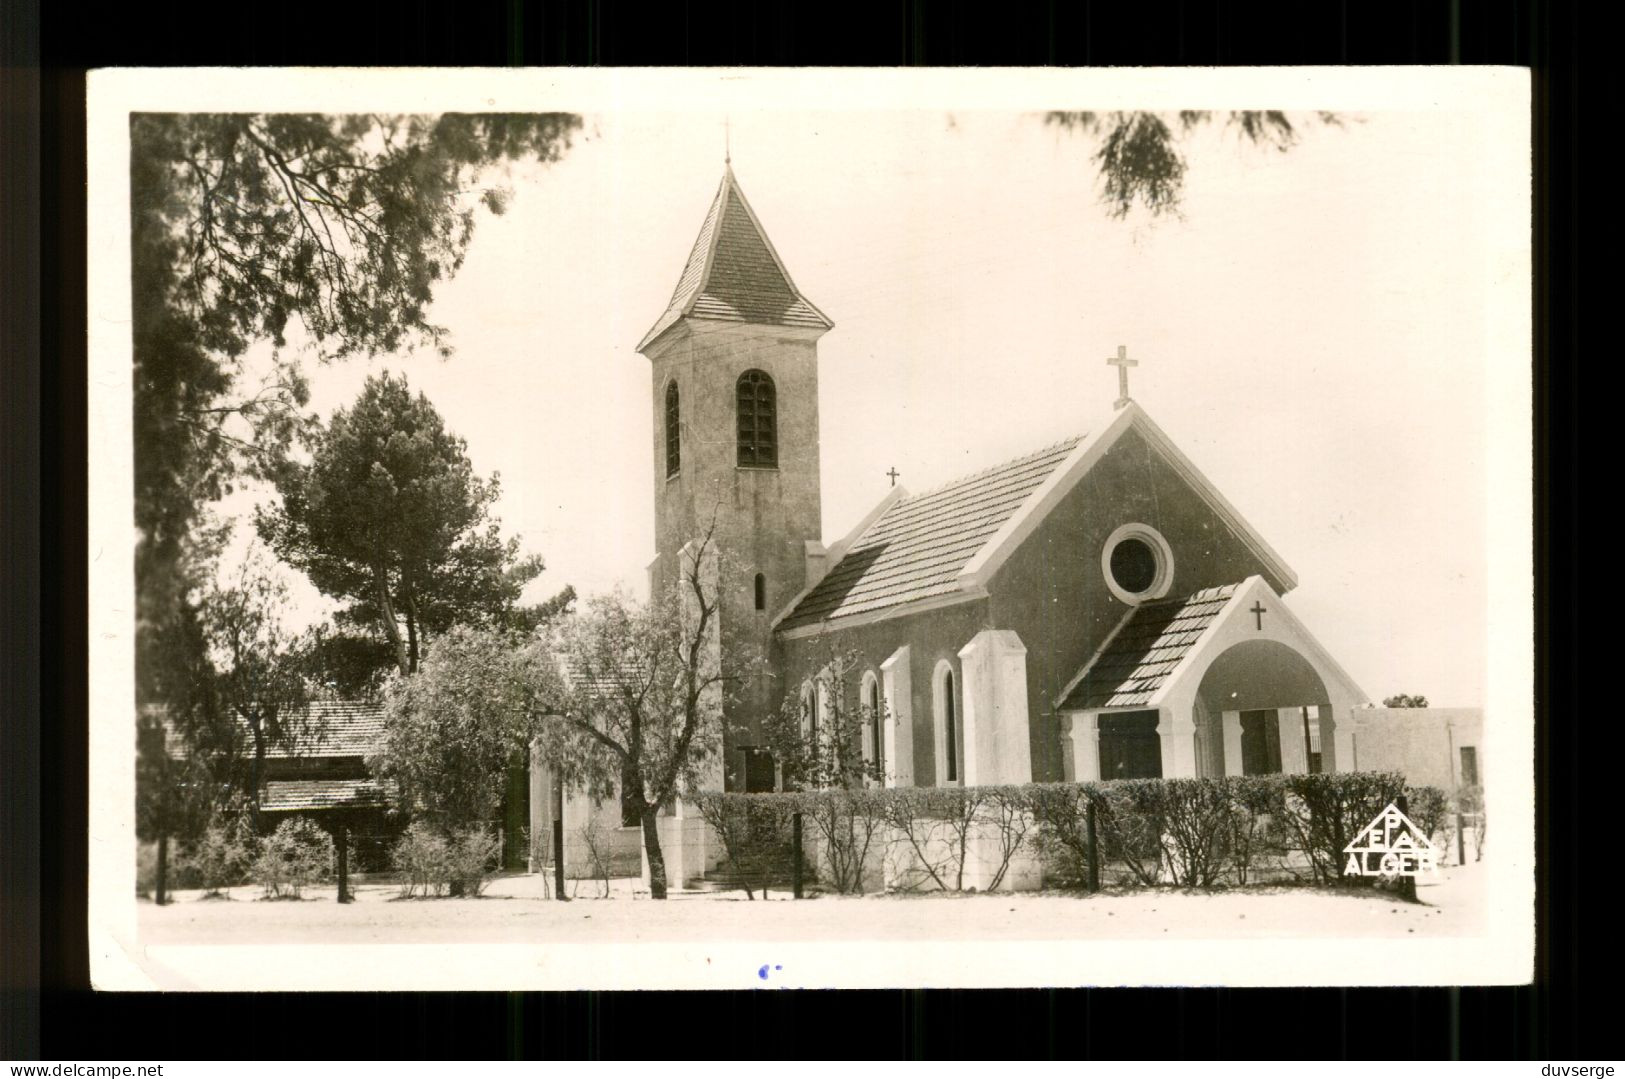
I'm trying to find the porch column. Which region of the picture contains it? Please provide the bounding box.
[957,630,1033,786]
[880,645,914,787]
[1061,711,1101,781]
[1157,707,1198,778]
[1277,708,1309,774]
[1221,711,1244,776]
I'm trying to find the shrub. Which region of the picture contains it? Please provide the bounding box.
[447,826,503,897]
[1026,783,1098,889]
[184,821,253,897]
[694,792,794,899]
[1156,779,1232,887]
[393,821,452,897]
[137,842,157,898]
[252,817,335,899]
[1403,785,1451,848]
[1091,780,1169,886]
[391,822,501,897]
[1225,775,1288,885]
[1278,771,1407,884]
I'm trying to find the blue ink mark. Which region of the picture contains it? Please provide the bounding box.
[757,963,784,982]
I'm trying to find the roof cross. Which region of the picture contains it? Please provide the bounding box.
[1107,345,1139,410]
[887,466,900,487]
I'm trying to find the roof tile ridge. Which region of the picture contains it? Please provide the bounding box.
[893,433,1087,505]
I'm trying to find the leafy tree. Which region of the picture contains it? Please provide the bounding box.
[762,639,883,792]
[1383,694,1430,708]
[196,552,319,821]
[1043,110,1341,219]
[373,625,554,839]
[538,530,731,900]
[258,371,556,676]
[132,111,580,714]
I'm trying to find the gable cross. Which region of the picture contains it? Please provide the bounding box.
[1250,601,1267,631]
[886,466,900,487]
[1107,345,1138,410]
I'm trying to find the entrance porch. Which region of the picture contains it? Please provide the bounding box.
[1056,576,1367,781]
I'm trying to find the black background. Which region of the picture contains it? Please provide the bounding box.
[2,0,1580,1060]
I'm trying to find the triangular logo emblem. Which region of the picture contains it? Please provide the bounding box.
[1342,801,1439,878]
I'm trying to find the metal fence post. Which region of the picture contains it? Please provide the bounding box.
[792,811,804,899]
[1086,799,1100,894]
[1396,794,1418,902]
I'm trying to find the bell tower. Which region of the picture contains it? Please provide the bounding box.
[637,164,832,790]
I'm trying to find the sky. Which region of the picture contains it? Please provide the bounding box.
[221,103,1515,708]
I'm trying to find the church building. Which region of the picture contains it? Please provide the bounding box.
[538,162,1377,886]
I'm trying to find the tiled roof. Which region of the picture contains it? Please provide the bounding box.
[779,437,1084,631]
[261,778,390,813]
[142,698,388,761]
[639,168,831,350]
[1058,584,1242,711]
[268,699,387,759]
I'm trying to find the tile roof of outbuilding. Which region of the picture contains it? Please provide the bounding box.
[261,778,390,813]
[143,698,388,761]
[779,437,1084,631]
[638,167,832,351]
[1058,583,1243,711]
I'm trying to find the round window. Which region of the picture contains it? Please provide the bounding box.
[1101,524,1174,604]
[1109,537,1158,594]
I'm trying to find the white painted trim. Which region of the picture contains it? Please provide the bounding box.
[1100,521,1176,605]
[1139,584,1253,708]
[775,586,988,640]
[769,484,909,629]
[1128,409,1299,592]
[957,407,1137,589]
[1145,576,1368,708]
[956,402,1298,595]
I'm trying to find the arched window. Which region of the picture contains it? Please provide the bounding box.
[862,671,884,781]
[754,572,766,611]
[934,661,960,785]
[736,369,777,468]
[664,381,680,477]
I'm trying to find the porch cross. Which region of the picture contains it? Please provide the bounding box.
[1107,345,1138,410]
[1250,601,1267,631]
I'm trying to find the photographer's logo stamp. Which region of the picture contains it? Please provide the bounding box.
[1343,802,1438,878]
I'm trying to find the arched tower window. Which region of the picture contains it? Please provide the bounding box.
[664,381,680,477]
[736,369,777,468]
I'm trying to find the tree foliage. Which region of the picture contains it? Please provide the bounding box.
[196,553,319,817]
[1382,694,1430,708]
[762,638,883,792]
[132,110,581,712]
[538,531,731,899]
[258,371,551,676]
[1044,110,1341,219]
[374,626,555,835]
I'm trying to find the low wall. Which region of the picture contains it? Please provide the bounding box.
[1352,707,1483,791]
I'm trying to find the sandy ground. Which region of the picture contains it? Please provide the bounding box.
[123,860,1487,990]
[139,860,1485,945]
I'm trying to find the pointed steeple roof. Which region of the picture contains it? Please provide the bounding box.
[637,166,833,352]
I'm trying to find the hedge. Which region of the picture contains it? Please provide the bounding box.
[696,772,1446,895]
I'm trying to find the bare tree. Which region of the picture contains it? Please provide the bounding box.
[536,525,730,899]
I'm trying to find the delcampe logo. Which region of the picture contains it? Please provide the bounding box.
[1342,801,1438,878]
